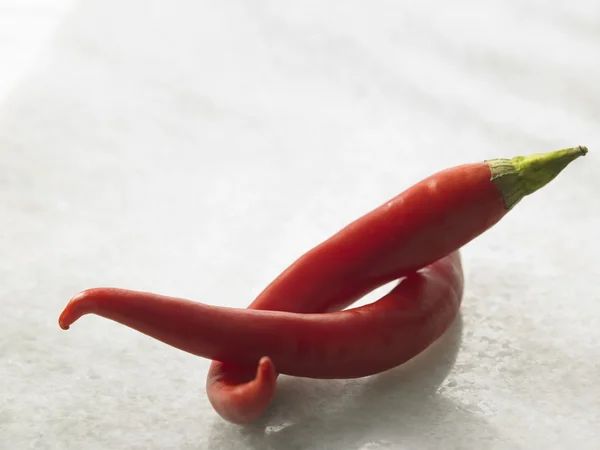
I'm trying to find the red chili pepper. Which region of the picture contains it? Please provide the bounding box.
[58,251,463,374]
[59,146,586,424]
[205,145,588,423]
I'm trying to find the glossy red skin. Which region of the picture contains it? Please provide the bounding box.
[206,161,505,423]
[58,252,462,376]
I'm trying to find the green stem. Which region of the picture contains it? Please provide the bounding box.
[487,145,588,210]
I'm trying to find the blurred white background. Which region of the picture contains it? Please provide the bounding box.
[0,0,74,101]
[1,1,598,449]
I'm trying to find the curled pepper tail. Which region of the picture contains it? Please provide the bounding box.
[206,357,277,424]
[58,290,97,330]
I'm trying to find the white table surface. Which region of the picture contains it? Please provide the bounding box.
[1,1,599,449]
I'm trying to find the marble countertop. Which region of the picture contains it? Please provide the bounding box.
[1,1,599,449]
